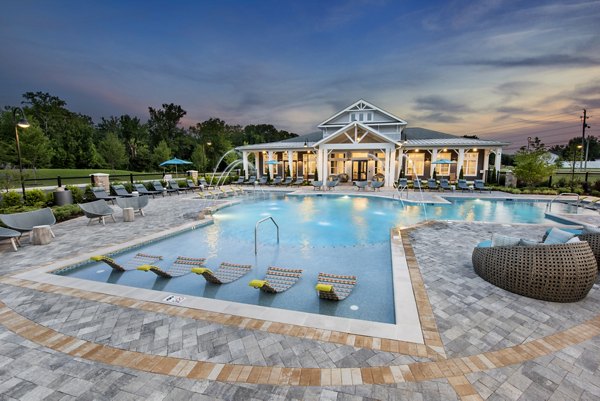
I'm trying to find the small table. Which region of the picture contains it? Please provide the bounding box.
[30,225,53,245]
[123,207,135,222]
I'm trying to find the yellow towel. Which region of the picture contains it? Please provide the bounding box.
[191,267,212,275]
[249,280,266,289]
[315,284,333,292]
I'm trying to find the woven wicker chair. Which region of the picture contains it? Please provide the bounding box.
[472,241,597,302]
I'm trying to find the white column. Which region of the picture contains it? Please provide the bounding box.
[457,149,465,179]
[242,151,249,178]
[389,147,397,185]
[384,147,391,187]
[255,152,261,178]
[316,149,322,181]
[287,150,293,178]
[482,149,490,182]
[268,150,274,179]
[322,149,330,182]
[397,149,403,180]
[494,147,502,172]
[430,148,438,178]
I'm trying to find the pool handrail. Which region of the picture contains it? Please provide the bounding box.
[255,215,280,255]
[546,193,580,213]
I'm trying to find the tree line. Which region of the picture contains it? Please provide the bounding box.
[0,91,298,173]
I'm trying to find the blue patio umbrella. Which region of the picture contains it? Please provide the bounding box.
[159,157,193,175]
[431,158,456,179]
[265,159,280,165]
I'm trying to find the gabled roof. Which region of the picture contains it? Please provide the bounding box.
[313,122,401,147]
[403,127,458,140]
[236,132,323,151]
[318,99,408,128]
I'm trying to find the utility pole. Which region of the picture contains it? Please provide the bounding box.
[581,109,590,170]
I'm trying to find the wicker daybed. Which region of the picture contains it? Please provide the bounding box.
[472,241,597,302]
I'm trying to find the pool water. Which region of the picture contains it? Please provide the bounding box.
[58,195,575,324]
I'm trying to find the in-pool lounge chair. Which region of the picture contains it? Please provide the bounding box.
[133,183,162,198]
[152,181,178,195]
[111,184,135,197]
[315,272,357,301]
[91,187,117,203]
[474,179,491,193]
[249,266,303,293]
[0,227,21,251]
[137,256,206,278]
[78,200,116,225]
[191,262,252,284]
[91,252,163,272]
[115,195,149,216]
[0,207,56,237]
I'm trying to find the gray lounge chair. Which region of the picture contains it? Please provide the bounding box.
[396,178,408,189]
[0,208,56,238]
[474,179,491,193]
[244,176,256,185]
[426,179,438,191]
[257,177,268,185]
[281,177,293,186]
[326,179,339,190]
[439,179,452,191]
[413,179,423,191]
[457,179,472,192]
[115,195,149,216]
[152,181,178,195]
[0,227,21,251]
[233,177,245,185]
[133,183,162,198]
[292,177,304,186]
[168,180,189,193]
[270,176,282,185]
[312,180,323,190]
[186,179,201,191]
[91,187,116,203]
[78,200,116,225]
[370,181,384,191]
[111,184,135,197]
[199,178,215,189]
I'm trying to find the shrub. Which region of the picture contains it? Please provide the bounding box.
[24,189,48,207]
[0,191,23,208]
[66,185,85,203]
[83,185,94,201]
[52,204,83,222]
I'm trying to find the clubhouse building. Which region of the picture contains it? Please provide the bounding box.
[237,100,509,187]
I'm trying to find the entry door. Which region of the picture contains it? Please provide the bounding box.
[352,160,368,181]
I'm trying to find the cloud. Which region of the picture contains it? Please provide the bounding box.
[417,112,463,124]
[463,54,599,68]
[414,95,474,114]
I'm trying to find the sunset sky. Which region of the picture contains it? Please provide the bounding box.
[1,0,599,152]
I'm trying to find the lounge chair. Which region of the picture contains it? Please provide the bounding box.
[233,177,245,185]
[0,207,56,236]
[312,180,323,190]
[133,183,162,198]
[370,180,384,191]
[186,179,201,191]
[426,179,438,191]
[111,184,135,197]
[270,176,282,185]
[396,178,408,189]
[457,179,472,192]
[115,195,149,216]
[91,187,117,203]
[191,262,252,284]
[292,177,305,186]
[315,272,357,301]
[244,176,256,185]
[137,256,206,278]
[439,179,452,191]
[413,179,423,191]
[281,177,293,186]
[249,266,303,293]
[91,252,163,272]
[168,180,190,193]
[355,181,368,191]
[152,181,178,195]
[78,200,116,225]
[199,178,215,189]
[474,179,491,193]
[257,177,268,185]
[0,227,21,251]
[326,179,339,190]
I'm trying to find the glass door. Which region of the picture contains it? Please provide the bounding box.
[352,160,368,181]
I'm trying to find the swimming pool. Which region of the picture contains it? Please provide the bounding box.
[56,195,577,325]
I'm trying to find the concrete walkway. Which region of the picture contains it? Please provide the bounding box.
[0,188,599,400]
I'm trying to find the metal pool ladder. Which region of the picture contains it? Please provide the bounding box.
[546,192,580,213]
[255,216,280,254]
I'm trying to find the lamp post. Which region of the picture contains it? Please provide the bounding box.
[13,107,30,200]
[571,144,583,192]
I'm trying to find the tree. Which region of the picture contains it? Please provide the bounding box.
[513,148,557,186]
[191,145,208,173]
[152,140,172,168]
[98,132,128,170]
[147,103,186,147]
[19,124,54,170]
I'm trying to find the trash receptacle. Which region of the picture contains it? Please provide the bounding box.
[54,189,73,206]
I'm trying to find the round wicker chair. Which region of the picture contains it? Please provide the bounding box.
[472,241,597,302]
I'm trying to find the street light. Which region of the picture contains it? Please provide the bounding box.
[571,144,583,192]
[13,107,30,200]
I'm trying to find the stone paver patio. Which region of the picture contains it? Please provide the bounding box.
[0,187,599,400]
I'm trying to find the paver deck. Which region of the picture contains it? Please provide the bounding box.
[0,187,599,400]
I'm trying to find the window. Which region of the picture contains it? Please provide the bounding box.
[350,113,357,122]
[330,160,345,175]
[435,152,452,176]
[406,153,425,176]
[463,152,478,176]
[367,112,373,121]
[303,153,316,177]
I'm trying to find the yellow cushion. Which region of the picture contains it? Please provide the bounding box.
[315,284,333,292]
[191,267,212,275]
[136,265,153,272]
[90,255,108,262]
[249,280,266,288]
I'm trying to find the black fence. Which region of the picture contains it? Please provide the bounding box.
[21,172,166,189]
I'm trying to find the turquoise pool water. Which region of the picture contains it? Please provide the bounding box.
[57,195,573,324]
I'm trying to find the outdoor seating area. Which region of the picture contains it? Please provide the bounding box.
[78,200,116,225]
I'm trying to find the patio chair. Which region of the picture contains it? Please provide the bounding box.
[270,176,282,185]
[91,187,117,203]
[199,178,215,189]
[0,207,56,236]
[355,181,368,191]
[315,272,357,301]
[472,240,597,302]
[191,262,252,284]
[439,179,452,191]
[257,177,268,185]
[370,180,384,191]
[233,177,245,185]
[474,179,491,193]
[413,179,423,191]
[78,200,116,225]
[168,180,190,193]
[244,176,256,185]
[426,179,438,191]
[326,179,339,190]
[281,177,293,186]
[457,179,472,192]
[396,178,408,190]
[111,184,135,197]
[137,256,206,278]
[91,252,163,272]
[152,181,178,195]
[115,195,149,216]
[186,179,201,191]
[292,177,305,186]
[312,180,323,190]
[249,266,303,293]
[0,227,21,251]
[133,183,162,198]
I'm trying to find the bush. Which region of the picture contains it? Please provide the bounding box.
[65,185,85,203]
[51,204,83,222]
[24,189,48,207]
[0,191,23,208]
